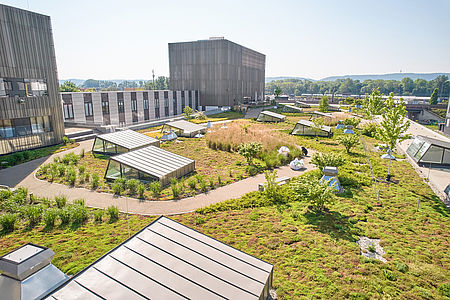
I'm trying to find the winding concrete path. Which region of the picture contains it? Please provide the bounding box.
[0,140,315,215]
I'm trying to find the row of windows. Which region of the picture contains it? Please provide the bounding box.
[0,116,52,139]
[0,78,48,97]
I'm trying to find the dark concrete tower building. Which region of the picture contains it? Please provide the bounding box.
[169,38,265,108]
[0,4,64,155]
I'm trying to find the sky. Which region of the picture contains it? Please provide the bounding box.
[1,0,449,80]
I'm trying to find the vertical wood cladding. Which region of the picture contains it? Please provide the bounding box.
[0,4,63,154]
[169,39,265,107]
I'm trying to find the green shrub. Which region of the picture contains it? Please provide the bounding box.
[246,165,260,176]
[78,165,86,175]
[199,180,208,192]
[91,173,99,189]
[290,177,336,211]
[22,205,44,226]
[125,179,140,195]
[22,150,31,160]
[107,205,119,222]
[361,123,378,138]
[217,175,222,186]
[149,181,161,198]
[112,178,126,195]
[311,152,345,170]
[383,269,397,281]
[238,142,262,165]
[261,152,281,169]
[70,204,88,224]
[43,208,59,228]
[171,182,180,198]
[138,184,146,199]
[66,167,77,186]
[58,207,71,224]
[57,164,66,177]
[337,134,360,153]
[0,213,17,232]
[61,153,80,165]
[13,152,24,164]
[188,178,196,190]
[438,283,450,297]
[343,117,361,127]
[73,198,85,206]
[55,195,67,208]
[0,189,12,202]
[62,136,69,145]
[80,148,85,158]
[209,179,215,189]
[84,171,90,183]
[395,262,409,273]
[93,209,103,223]
[263,170,283,203]
[196,191,273,214]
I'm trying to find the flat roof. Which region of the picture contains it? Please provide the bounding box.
[2,244,44,263]
[45,216,273,299]
[96,130,159,150]
[296,119,331,132]
[259,111,286,119]
[416,135,450,149]
[164,120,206,134]
[111,145,194,179]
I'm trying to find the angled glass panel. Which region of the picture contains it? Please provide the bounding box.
[106,160,121,180]
[420,145,444,164]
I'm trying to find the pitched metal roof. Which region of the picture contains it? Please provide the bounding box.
[45,216,273,300]
[164,120,206,134]
[296,119,331,132]
[111,146,194,179]
[283,105,303,112]
[416,135,450,149]
[259,110,286,119]
[96,130,159,150]
[311,111,333,118]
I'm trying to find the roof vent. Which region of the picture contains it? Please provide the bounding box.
[0,243,68,300]
[209,36,224,40]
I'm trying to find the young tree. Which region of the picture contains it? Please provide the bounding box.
[60,81,80,92]
[363,88,385,119]
[274,86,282,98]
[319,95,329,112]
[238,142,262,165]
[183,106,194,120]
[376,93,410,151]
[290,177,335,211]
[430,88,438,105]
[338,134,360,153]
[310,152,345,170]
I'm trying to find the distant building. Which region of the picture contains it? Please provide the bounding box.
[0,4,64,155]
[169,37,266,109]
[62,90,199,127]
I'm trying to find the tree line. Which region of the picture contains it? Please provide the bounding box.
[60,77,170,92]
[265,75,449,98]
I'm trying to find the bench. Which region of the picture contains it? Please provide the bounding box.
[258,176,291,191]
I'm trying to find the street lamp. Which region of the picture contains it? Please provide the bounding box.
[381,149,396,181]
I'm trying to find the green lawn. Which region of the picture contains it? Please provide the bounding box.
[2,118,449,299]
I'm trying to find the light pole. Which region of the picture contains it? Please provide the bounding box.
[381,149,396,181]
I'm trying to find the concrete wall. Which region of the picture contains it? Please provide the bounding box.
[0,4,64,154]
[169,39,265,107]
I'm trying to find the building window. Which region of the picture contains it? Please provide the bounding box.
[84,102,93,117]
[131,99,137,112]
[164,91,169,117]
[101,93,110,115]
[0,78,47,97]
[181,91,185,110]
[173,91,177,115]
[154,91,160,118]
[195,90,199,110]
[0,116,52,139]
[143,98,149,110]
[63,103,74,119]
[188,91,192,108]
[117,92,125,113]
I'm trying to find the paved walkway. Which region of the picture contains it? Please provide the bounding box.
[245,107,266,119]
[397,120,450,202]
[0,139,315,215]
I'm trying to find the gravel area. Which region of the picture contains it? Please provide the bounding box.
[356,236,387,263]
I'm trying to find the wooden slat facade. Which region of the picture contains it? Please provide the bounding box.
[0,4,64,155]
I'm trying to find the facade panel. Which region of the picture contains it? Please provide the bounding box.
[0,4,64,154]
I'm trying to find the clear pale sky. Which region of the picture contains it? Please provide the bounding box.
[2,0,449,80]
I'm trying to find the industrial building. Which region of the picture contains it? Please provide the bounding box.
[62,90,199,127]
[44,216,273,299]
[0,4,64,155]
[169,37,266,108]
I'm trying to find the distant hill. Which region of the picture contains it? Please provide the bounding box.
[265,76,314,83]
[320,73,450,82]
[59,79,85,86]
